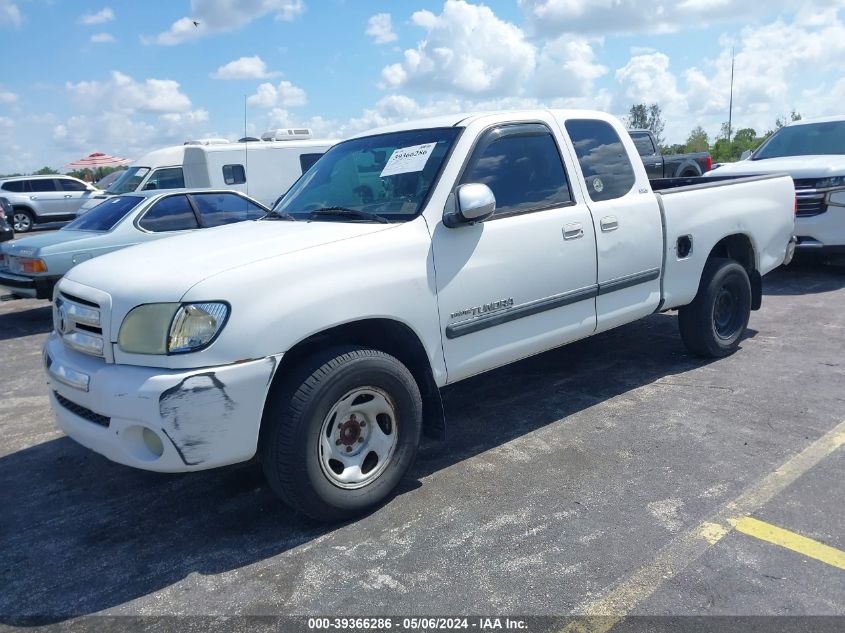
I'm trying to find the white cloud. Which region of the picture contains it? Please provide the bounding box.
[66,71,192,114]
[90,32,115,44]
[517,0,836,36]
[247,80,307,108]
[79,7,114,25]
[535,36,607,98]
[149,0,304,45]
[0,87,17,103]
[366,13,397,44]
[380,0,535,97]
[211,55,279,79]
[0,0,22,28]
[0,115,13,128]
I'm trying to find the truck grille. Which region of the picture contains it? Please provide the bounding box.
[54,291,106,358]
[794,180,827,217]
[54,391,110,427]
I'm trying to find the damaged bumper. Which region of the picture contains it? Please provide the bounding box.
[43,333,281,472]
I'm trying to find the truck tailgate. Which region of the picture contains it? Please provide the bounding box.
[656,174,795,310]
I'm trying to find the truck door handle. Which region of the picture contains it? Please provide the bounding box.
[64,194,73,198]
[600,216,619,232]
[30,196,38,200]
[653,163,662,167]
[563,223,583,240]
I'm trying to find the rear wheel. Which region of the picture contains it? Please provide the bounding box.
[261,347,423,522]
[12,209,34,233]
[679,258,751,357]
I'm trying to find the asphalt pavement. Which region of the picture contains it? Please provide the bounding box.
[1,261,843,632]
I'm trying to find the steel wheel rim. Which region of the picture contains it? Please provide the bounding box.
[318,386,399,490]
[713,282,742,340]
[13,212,31,232]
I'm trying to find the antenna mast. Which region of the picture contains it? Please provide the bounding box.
[727,47,735,143]
[244,94,249,197]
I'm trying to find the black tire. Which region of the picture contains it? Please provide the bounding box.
[678,258,752,357]
[261,347,423,522]
[12,208,34,233]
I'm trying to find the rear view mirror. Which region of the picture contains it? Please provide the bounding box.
[443,183,496,228]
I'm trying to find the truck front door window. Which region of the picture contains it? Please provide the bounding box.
[566,119,637,202]
[460,125,572,218]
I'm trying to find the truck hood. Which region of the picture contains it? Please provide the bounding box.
[1,230,108,257]
[64,220,397,304]
[709,155,845,178]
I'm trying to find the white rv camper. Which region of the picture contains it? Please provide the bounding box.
[78,129,336,213]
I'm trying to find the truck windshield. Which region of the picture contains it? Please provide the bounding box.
[106,167,151,194]
[753,121,845,160]
[276,128,461,222]
[63,196,144,232]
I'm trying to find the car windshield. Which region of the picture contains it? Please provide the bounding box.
[63,195,144,232]
[276,127,461,222]
[106,166,150,194]
[753,121,845,160]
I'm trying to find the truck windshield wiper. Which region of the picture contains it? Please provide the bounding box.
[262,209,296,221]
[309,207,390,224]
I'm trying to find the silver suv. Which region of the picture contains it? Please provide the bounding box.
[0,175,100,233]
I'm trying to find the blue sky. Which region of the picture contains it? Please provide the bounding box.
[1,0,844,173]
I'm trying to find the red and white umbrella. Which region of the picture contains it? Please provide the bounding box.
[65,152,132,170]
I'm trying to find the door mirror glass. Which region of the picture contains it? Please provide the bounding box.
[444,183,496,227]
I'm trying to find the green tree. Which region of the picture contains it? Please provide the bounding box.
[34,166,59,175]
[626,103,666,147]
[685,126,709,153]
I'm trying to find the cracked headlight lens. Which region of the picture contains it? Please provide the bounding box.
[168,302,229,354]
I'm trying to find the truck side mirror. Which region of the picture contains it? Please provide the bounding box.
[443,183,496,228]
[740,150,752,160]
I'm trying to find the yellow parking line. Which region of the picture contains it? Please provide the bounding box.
[560,418,845,633]
[735,516,845,571]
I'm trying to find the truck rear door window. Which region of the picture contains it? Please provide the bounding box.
[630,132,656,156]
[460,124,572,218]
[138,195,199,232]
[222,164,246,185]
[192,192,266,227]
[566,119,637,202]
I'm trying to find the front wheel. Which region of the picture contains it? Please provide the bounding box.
[678,258,752,357]
[261,347,423,522]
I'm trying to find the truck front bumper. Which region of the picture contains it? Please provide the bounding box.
[43,333,281,472]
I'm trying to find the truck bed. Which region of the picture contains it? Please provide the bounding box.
[654,173,795,311]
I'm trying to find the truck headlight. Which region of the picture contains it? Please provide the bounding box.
[117,302,229,355]
[118,303,180,355]
[167,302,230,353]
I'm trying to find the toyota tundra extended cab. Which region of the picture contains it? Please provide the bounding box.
[43,109,796,521]
[707,115,845,261]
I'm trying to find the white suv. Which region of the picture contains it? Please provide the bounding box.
[0,175,100,233]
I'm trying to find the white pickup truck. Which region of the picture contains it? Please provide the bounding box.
[43,109,796,521]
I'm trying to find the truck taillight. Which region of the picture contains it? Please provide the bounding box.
[705,156,712,172]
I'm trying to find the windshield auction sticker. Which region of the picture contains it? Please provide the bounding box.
[380,143,437,177]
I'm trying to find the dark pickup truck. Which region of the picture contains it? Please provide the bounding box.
[629,129,712,179]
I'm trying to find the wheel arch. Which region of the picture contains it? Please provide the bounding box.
[706,233,761,310]
[264,318,446,441]
[674,160,702,178]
